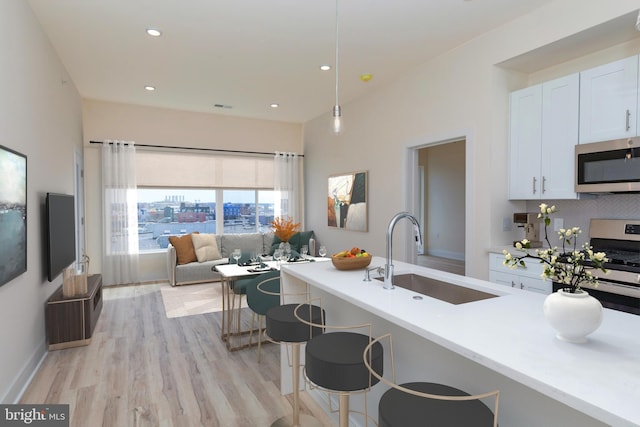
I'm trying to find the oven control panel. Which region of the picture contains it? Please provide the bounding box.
[625,224,640,235]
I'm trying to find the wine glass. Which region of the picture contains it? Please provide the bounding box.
[301,245,309,259]
[318,246,327,258]
[273,249,283,267]
[232,249,242,265]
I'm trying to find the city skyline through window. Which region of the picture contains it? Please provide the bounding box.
[137,188,275,252]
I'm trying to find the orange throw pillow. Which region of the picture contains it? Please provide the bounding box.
[169,232,199,265]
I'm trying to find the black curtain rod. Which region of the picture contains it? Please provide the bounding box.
[89,140,303,157]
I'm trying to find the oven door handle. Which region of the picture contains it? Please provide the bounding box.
[581,279,640,299]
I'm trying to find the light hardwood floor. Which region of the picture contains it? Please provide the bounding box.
[21,283,335,427]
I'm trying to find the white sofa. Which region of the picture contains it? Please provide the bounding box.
[166,231,315,286]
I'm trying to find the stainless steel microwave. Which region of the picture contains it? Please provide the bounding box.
[575,137,640,193]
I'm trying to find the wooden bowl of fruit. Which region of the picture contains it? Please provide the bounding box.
[331,247,372,270]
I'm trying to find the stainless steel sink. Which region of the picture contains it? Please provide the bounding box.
[375,273,499,304]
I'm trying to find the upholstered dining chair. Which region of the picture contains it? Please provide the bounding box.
[225,252,270,349]
[246,271,281,362]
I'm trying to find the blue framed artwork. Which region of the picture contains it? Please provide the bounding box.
[0,145,27,287]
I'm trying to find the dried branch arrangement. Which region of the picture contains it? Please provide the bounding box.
[271,216,301,242]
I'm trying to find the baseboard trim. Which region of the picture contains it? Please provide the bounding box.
[2,340,48,404]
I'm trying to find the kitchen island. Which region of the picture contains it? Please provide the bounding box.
[280,256,640,427]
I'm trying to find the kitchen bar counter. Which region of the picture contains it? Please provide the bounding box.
[280,256,640,426]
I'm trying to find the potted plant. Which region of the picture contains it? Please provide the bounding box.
[503,203,608,342]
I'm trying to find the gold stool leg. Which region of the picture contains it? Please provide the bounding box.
[220,279,228,341]
[257,316,263,363]
[234,293,241,336]
[339,394,349,427]
[271,342,323,427]
[249,312,256,345]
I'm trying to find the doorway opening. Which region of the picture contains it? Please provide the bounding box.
[415,139,466,275]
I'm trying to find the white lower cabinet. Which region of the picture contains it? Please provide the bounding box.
[489,253,551,295]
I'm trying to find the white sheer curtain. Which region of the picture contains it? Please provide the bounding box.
[102,141,139,285]
[274,152,300,221]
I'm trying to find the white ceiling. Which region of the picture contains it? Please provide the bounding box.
[26,0,557,124]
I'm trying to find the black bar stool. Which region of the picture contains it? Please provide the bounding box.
[266,294,325,426]
[363,333,500,427]
[295,305,384,427]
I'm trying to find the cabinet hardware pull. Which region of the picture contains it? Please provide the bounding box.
[532,177,537,194]
[542,176,546,193]
[520,282,524,289]
[511,281,516,288]
[626,109,631,132]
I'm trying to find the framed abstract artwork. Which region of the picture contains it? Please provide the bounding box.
[327,170,367,231]
[0,145,27,287]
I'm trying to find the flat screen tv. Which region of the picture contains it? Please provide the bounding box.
[46,193,76,282]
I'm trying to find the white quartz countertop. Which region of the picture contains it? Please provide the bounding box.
[281,256,640,426]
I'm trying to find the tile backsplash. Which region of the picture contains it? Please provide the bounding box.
[525,194,640,245]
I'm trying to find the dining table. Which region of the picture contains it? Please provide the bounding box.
[214,256,329,351]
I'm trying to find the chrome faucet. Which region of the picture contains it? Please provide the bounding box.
[384,212,423,290]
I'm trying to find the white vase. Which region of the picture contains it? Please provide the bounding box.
[543,289,603,343]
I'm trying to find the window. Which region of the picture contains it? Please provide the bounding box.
[222,190,275,235]
[134,149,284,252]
[137,187,275,252]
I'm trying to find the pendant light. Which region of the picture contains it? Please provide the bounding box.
[331,0,343,134]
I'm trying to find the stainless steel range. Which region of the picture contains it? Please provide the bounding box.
[552,219,640,315]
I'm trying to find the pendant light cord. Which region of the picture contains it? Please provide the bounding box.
[334,0,339,106]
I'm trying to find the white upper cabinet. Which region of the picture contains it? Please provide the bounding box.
[509,85,542,199]
[579,56,639,143]
[541,74,580,199]
[509,74,579,200]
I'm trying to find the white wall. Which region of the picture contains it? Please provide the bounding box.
[0,0,83,403]
[302,0,640,279]
[82,100,303,282]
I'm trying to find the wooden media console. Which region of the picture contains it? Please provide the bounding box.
[46,274,103,350]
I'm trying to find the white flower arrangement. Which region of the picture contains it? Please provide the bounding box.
[503,203,608,293]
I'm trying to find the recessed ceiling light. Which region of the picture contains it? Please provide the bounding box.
[144,85,156,91]
[146,28,162,37]
[270,103,279,108]
[320,65,331,71]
